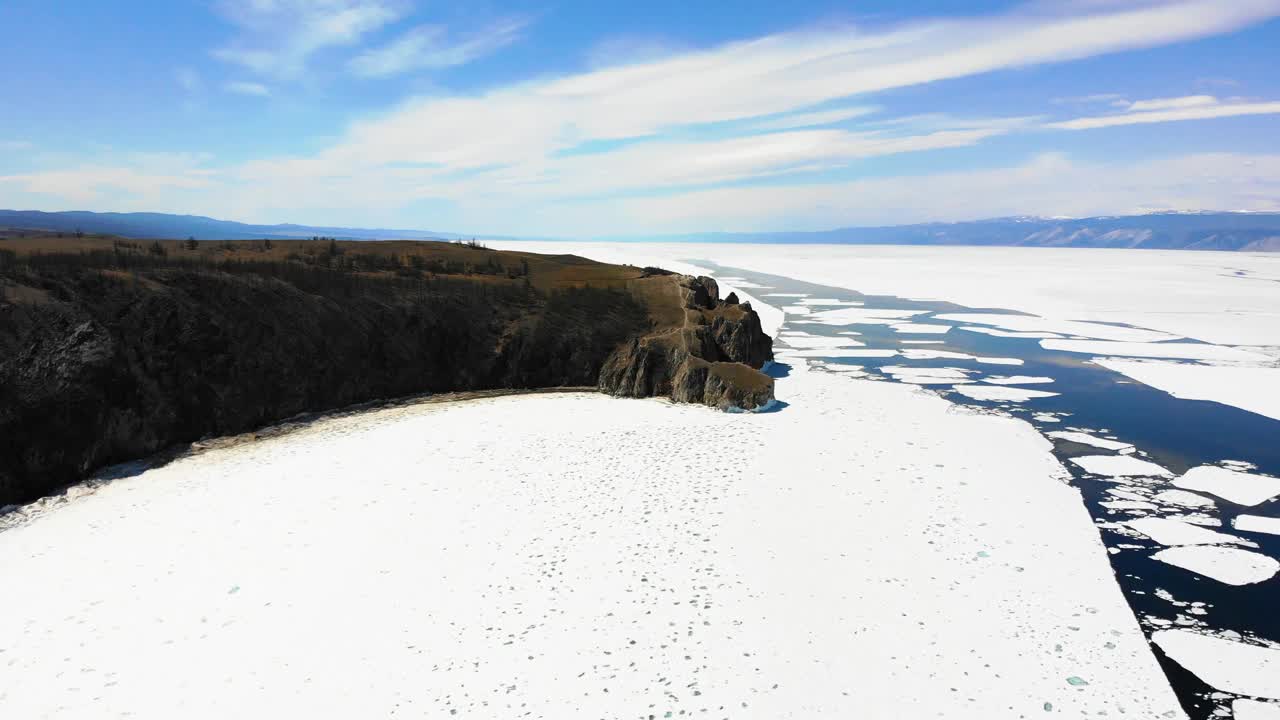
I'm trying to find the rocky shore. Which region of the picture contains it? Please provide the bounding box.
[0,237,772,506]
[598,275,774,410]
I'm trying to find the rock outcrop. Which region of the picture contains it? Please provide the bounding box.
[598,275,774,411]
[0,241,774,507]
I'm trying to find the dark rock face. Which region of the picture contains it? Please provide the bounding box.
[0,269,508,506]
[0,266,651,507]
[0,264,773,508]
[598,276,774,411]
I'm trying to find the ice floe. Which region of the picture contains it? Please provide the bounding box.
[1153,630,1280,699]
[951,385,1059,402]
[891,323,952,334]
[937,313,1181,343]
[781,305,813,315]
[812,362,869,376]
[1109,488,1150,502]
[1101,500,1157,512]
[797,298,862,306]
[1042,339,1271,362]
[1092,358,1280,422]
[878,366,974,385]
[1153,490,1215,508]
[1173,466,1280,507]
[900,349,1024,365]
[1046,431,1133,452]
[1153,546,1279,585]
[1124,518,1252,546]
[983,376,1055,385]
[1234,515,1280,536]
[805,307,924,326]
[782,348,899,358]
[959,326,1065,340]
[780,336,866,349]
[1070,456,1172,478]
[1236,700,1280,720]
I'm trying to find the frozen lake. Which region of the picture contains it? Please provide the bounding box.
[1,350,1180,718]
[688,258,1280,720]
[4,243,1279,719]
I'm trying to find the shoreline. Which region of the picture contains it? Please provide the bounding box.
[0,342,1185,718]
[0,386,599,531]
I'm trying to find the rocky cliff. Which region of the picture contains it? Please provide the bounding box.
[0,237,773,507]
[598,275,774,411]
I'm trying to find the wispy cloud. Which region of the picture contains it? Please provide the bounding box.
[591,153,1280,233]
[14,0,1280,233]
[213,0,404,79]
[494,125,1013,198]
[0,152,217,206]
[349,17,527,77]
[8,151,1278,234]
[233,0,1280,193]
[873,113,1043,132]
[748,107,880,131]
[1126,94,1218,112]
[1051,93,1127,106]
[583,35,688,69]
[1048,96,1280,130]
[225,81,272,97]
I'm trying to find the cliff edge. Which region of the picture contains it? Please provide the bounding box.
[599,274,774,411]
[0,235,774,507]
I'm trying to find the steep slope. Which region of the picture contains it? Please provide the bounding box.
[0,236,772,506]
[599,273,774,409]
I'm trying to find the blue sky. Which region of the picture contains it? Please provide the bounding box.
[2,0,1279,236]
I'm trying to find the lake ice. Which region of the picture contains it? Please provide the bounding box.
[0,349,1183,719]
[7,242,1279,720]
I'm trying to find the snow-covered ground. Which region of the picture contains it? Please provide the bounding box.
[5,242,1279,719]
[0,356,1183,716]
[490,240,1280,716]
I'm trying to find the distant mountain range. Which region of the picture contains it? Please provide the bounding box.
[656,212,1280,251]
[0,210,467,242]
[3,208,1279,251]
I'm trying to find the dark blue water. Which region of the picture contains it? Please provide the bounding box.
[694,261,1280,720]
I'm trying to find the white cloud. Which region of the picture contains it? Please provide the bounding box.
[1051,93,1127,106]
[237,0,1280,180]
[6,151,1280,236]
[0,153,218,207]
[465,125,1015,199]
[348,17,526,77]
[213,0,404,78]
[225,81,272,96]
[748,107,879,131]
[1127,94,1218,112]
[872,113,1043,132]
[588,152,1280,233]
[584,35,688,70]
[12,0,1280,234]
[1048,97,1280,130]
